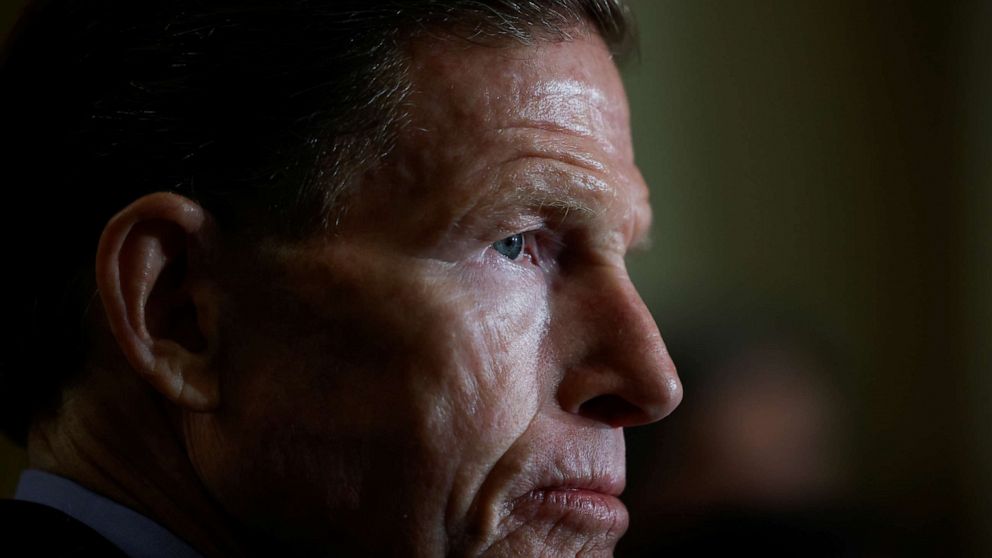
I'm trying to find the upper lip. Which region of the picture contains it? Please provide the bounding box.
[521,449,627,500]
[532,473,625,497]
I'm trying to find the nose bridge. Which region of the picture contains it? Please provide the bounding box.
[557,264,682,427]
[602,275,666,365]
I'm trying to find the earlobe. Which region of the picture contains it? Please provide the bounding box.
[96,192,220,412]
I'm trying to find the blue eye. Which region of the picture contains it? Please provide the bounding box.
[492,234,524,260]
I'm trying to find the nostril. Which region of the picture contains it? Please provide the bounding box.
[578,394,644,428]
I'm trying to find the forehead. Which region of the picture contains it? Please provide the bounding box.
[404,32,633,160]
[336,32,651,253]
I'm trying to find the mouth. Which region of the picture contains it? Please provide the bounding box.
[510,476,629,537]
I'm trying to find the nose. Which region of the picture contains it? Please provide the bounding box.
[555,267,682,428]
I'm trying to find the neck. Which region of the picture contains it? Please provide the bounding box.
[27,362,247,557]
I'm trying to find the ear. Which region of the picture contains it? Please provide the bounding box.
[96,192,219,411]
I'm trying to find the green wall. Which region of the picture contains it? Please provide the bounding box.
[624,0,984,553]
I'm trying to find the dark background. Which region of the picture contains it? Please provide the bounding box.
[2,1,990,555]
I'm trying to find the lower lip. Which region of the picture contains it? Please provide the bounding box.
[514,487,629,535]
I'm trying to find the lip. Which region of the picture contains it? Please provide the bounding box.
[510,475,629,536]
[540,474,626,498]
[463,428,630,549]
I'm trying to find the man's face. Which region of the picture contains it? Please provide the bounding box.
[186,33,681,556]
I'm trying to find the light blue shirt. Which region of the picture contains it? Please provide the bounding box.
[15,469,203,558]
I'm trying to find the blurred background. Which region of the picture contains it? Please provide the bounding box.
[1,0,990,555]
[617,1,991,555]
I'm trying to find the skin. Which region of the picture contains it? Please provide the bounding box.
[28,30,681,557]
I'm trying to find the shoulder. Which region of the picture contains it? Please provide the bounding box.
[0,499,128,557]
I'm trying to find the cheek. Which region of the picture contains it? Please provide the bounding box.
[181,318,386,547]
[425,264,551,436]
[186,248,555,550]
[402,265,554,523]
[183,262,442,546]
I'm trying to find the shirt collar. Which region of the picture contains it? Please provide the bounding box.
[15,469,203,558]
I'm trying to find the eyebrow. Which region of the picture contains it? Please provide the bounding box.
[497,155,608,216]
[485,152,653,252]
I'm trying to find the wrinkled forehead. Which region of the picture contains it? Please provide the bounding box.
[406,34,632,158]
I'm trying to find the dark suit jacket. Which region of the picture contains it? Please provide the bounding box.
[0,499,128,557]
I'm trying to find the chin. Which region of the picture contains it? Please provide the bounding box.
[472,512,627,558]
